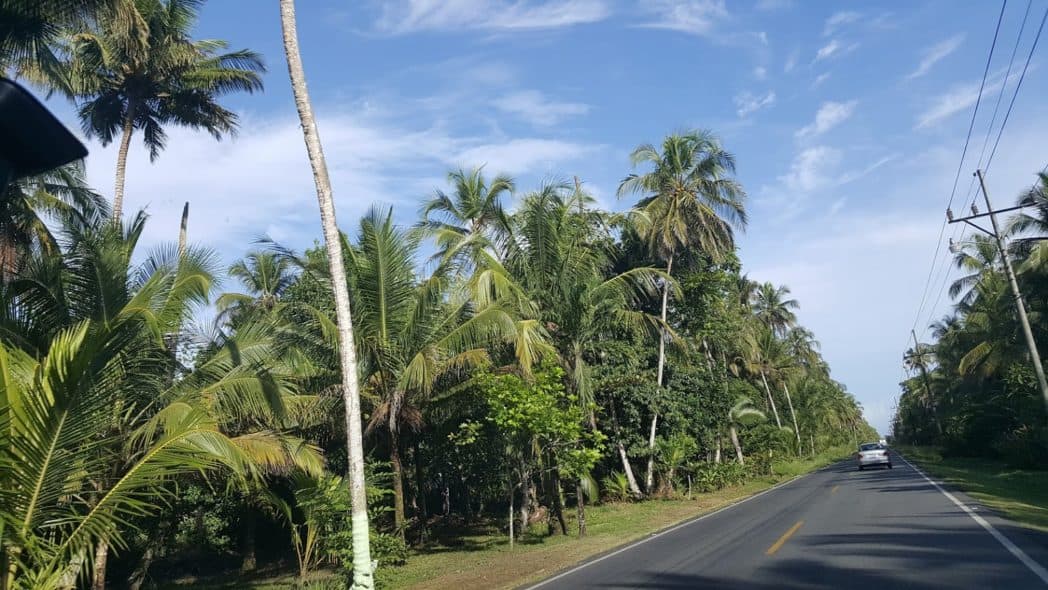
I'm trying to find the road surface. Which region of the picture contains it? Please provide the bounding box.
[528,455,1048,589]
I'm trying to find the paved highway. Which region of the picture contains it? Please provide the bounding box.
[528,455,1048,589]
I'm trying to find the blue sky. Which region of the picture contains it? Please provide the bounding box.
[42,0,1048,432]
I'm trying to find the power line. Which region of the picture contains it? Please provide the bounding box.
[986,3,1048,174]
[909,0,1008,338]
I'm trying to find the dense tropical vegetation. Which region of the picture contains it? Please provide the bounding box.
[894,170,1048,468]
[0,1,875,588]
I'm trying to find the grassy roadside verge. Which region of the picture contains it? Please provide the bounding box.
[163,448,849,590]
[898,445,1048,532]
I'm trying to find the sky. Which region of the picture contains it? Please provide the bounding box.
[38,0,1048,433]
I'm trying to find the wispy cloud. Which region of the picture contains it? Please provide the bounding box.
[915,68,1022,129]
[814,39,858,62]
[638,0,729,36]
[796,100,857,139]
[907,34,965,80]
[734,91,776,118]
[784,50,798,73]
[812,72,831,87]
[753,66,768,80]
[374,0,610,34]
[823,11,861,36]
[493,90,589,126]
[455,138,598,174]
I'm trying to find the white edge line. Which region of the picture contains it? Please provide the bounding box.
[898,453,1048,586]
[523,464,835,589]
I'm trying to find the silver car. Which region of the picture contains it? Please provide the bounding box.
[857,442,892,470]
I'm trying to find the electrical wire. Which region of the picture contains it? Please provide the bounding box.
[909,0,1008,339]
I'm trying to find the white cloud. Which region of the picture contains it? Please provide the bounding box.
[77,109,597,257]
[814,39,858,63]
[907,34,965,80]
[914,68,1023,129]
[780,146,841,192]
[796,100,857,139]
[639,0,729,36]
[733,91,776,118]
[784,50,798,73]
[453,138,597,174]
[753,66,768,80]
[493,90,589,126]
[823,11,861,36]
[813,72,831,87]
[374,0,610,34]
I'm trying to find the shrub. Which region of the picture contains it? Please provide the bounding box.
[992,425,1048,469]
[602,471,634,502]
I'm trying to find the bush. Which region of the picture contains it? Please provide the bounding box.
[992,425,1048,469]
[692,463,747,493]
[602,471,634,502]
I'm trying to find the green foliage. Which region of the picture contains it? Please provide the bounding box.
[601,472,633,502]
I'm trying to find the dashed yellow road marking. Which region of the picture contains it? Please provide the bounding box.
[766,520,804,556]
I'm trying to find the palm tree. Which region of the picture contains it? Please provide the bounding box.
[67,0,265,220]
[283,207,544,538]
[752,282,798,336]
[486,182,665,511]
[417,167,514,268]
[726,396,766,464]
[217,251,298,325]
[0,0,112,75]
[0,212,320,590]
[948,235,1000,305]
[618,130,747,492]
[0,163,107,279]
[279,1,372,586]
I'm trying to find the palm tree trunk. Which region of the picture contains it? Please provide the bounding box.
[729,425,745,464]
[90,540,108,590]
[809,433,816,457]
[390,429,406,540]
[646,253,674,493]
[177,202,189,256]
[759,369,782,428]
[279,2,373,587]
[112,100,136,221]
[575,480,587,537]
[610,399,642,496]
[128,545,155,590]
[782,381,802,454]
[714,436,722,464]
[508,480,515,548]
[413,439,429,541]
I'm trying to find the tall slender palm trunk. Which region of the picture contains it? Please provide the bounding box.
[645,253,673,493]
[782,381,802,454]
[609,399,642,496]
[91,541,108,590]
[758,369,782,428]
[279,2,373,587]
[389,429,406,540]
[729,425,744,464]
[112,100,136,221]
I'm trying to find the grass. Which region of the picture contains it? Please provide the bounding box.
[163,447,851,590]
[898,445,1048,533]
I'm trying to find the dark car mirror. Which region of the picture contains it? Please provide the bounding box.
[0,77,88,189]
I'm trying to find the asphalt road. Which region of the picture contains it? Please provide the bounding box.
[528,455,1048,589]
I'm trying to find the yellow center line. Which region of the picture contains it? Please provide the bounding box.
[830,485,840,494]
[766,520,804,556]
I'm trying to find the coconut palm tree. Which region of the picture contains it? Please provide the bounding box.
[0,163,107,279]
[726,396,766,464]
[217,251,298,326]
[279,0,372,585]
[67,0,265,220]
[618,130,747,492]
[752,282,798,336]
[0,0,112,75]
[281,207,547,539]
[417,167,514,269]
[948,235,1000,305]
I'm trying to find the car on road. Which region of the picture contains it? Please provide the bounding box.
[857,442,892,470]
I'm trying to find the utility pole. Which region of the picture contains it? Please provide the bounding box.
[910,330,943,435]
[948,169,1048,415]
